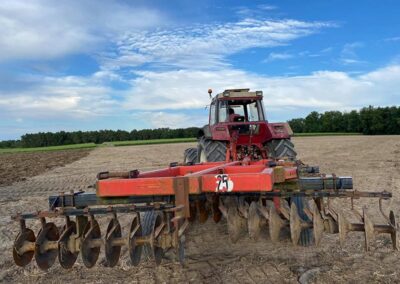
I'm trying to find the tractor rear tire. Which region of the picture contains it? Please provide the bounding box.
[184,148,198,164]
[197,137,226,162]
[267,139,297,160]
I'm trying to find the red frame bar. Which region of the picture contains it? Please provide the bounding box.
[96,160,298,197]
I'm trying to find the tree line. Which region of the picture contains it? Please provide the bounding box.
[0,127,200,148]
[288,106,400,135]
[1,106,399,148]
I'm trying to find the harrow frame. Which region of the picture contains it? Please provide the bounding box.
[11,159,397,271]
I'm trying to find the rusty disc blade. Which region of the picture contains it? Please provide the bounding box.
[129,214,142,266]
[153,246,164,265]
[212,195,222,223]
[324,215,339,234]
[279,199,291,220]
[269,203,284,243]
[363,208,375,251]
[311,200,324,246]
[152,212,164,265]
[176,236,185,265]
[105,218,122,267]
[226,206,245,243]
[197,200,209,223]
[188,202,197,222]
[337,210,349,247]
[248,201,261,241]
[35,222,60,270]
[58,221,78,269]
[81,219,101,268]
[389,211,399,250]
[13,228,36,267]
[290,203,302,246]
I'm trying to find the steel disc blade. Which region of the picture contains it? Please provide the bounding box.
[35,222,60,270]
[248,202,261,241]
[324,215,339,234]
[197,200,209,223]
[58,221,78,269]
[105,218,122,267]
[363,208,374,251]
[81,219,101,268]
[152,213,164,265]
[212,196,222,223]
[226,206,245,243]
[153,246,164,265]
[389,211,399,250]
[188,202,197,222]
[289,203,302,246]
[338,210,349,247]
[176,237,185,265]
[269,203,284,242]
[13,228,36,267]
[129,215,142,266]
[279,199,291,220]
[311,200,324,246]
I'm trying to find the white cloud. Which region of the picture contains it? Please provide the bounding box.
[0,64,399,138]
[340,42,364,65]
[124,69,259,110]
[0,0,164,61]
[0,74,118,119]
[264,52,294,62]
[133,112,204,128]
[384,36,400,42]
[234,5,277,17]
[258,4,277,11]
[106,18,334,69]
[123,65,400,112]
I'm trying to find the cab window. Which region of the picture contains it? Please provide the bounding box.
[230,105,245,116]
[210,101,216,125]
[246,101,260,121]
[218,100,228,122]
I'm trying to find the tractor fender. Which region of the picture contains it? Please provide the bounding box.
[267,122,293,139]
[199,125,212,139]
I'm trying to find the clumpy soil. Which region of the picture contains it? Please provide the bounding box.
[0,149,92,186]
[0,136,399,283]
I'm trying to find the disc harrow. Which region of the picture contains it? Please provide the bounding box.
[217,193,398,249]
[11,159,398,270]
[12,205,188,270]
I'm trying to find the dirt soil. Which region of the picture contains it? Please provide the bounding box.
[0,136,399,283]
[0,149,91,187]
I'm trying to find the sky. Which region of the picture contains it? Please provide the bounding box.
[0,0,399,140]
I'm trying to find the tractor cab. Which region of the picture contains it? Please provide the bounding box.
[209,88,266,125]
[208,89,268,140]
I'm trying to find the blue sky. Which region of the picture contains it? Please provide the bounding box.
[0,0,399,140]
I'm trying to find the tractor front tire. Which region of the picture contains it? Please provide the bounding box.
[184,148,198,164]
[197,137,226,162]
[267,139,297,160]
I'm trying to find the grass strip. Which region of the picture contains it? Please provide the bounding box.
[0,143,97,154]
[110,137,197,147]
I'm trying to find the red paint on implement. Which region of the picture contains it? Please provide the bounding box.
[96,160,298,197]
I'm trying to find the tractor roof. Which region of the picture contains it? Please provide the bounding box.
[216,88,263,99]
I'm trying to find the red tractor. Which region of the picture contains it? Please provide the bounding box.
[184,88,297,163]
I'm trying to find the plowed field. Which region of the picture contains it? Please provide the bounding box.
[0,136,399,283]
